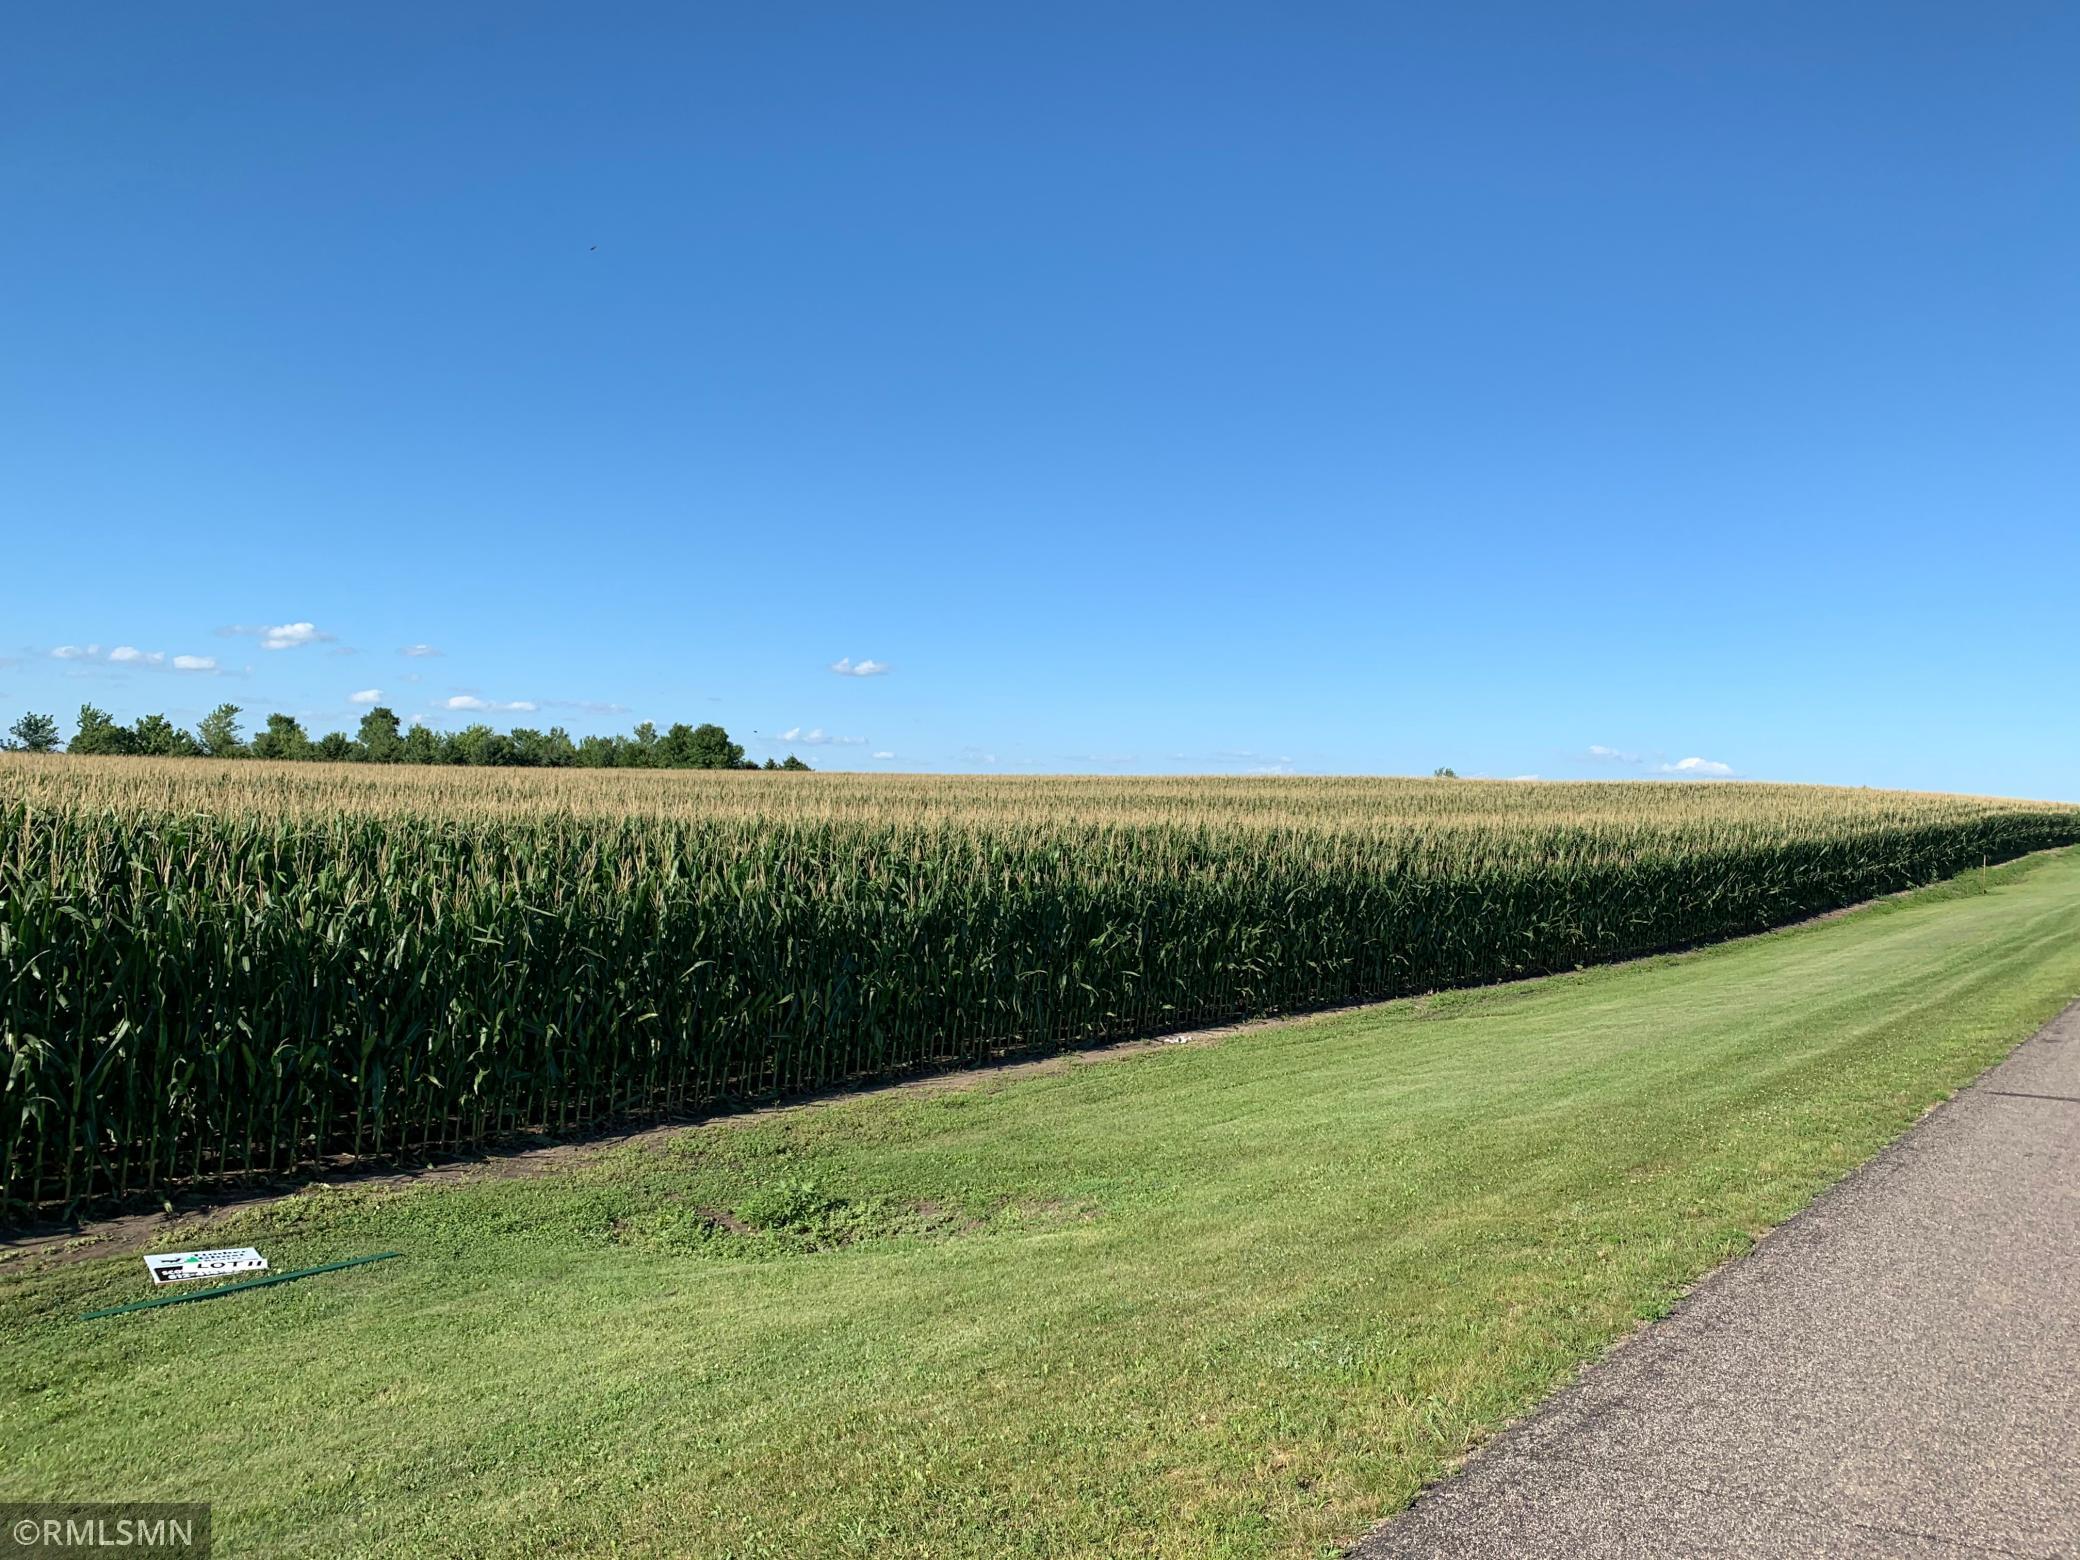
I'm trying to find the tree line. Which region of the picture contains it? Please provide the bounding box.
[4,704,812,770]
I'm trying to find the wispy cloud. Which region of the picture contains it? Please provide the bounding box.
[1213,749,1294,771]
[1656,756,1735,778]
[445,695,538,713]
[399,644,442,658]
[829,657,889,677]
[1588,743,1734,778]
[540,698,629,715]
[778,726,867,746]
[349,688,383,704]
[50,643,219,673]
[872,750,897,760]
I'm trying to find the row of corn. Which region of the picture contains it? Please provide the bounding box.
[5,756,2075,1216]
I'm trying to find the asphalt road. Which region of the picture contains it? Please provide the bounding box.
[1355,1001,2080,1559]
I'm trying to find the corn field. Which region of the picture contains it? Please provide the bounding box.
[5,755,2076,1218]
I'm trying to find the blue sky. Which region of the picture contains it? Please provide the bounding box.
[4,3,2075,793]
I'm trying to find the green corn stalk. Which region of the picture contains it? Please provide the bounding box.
[3,763,2078,1219]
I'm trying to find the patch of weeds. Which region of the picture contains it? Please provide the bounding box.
[737,1178,867,1246]
[608,1179,894,1257]
[606,1180,1082,1260]
[995,1196,1101,1229]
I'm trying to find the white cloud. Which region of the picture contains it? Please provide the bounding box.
[778,726,867,746]
[50,643,216,671]
[829,657,889,677]
[349,688,383,704]
[1509,774,1542,782]
[1587,744,1732,778]
[872,750,896,760]
[261,622,330,651]
[399,644,442,658]
[220,621,336,651]
[446,695,537,713]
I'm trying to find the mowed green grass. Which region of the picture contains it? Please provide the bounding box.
[7,851,2080,1558]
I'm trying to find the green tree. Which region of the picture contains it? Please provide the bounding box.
[131,713,202,757]
[356,706,405,763]
[1433,767,1458,779]
[781,754,811,771]
[250,712,312,761]
[574,734,619,767]
[626,722,661,768]
[659,723,696,767]
[197,703,245,758]
[68,703,138,756]
[315,731,356,761]
[6,712,59,753]
[510,726,576,768]
[693,724,745,768]
[448,724,513,766]
[662,722,744,769]
[402,724,440,765]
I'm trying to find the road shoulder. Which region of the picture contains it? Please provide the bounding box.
[1354,999,2080,1559]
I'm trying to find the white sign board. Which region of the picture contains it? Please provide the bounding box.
[142,1247,269,1285]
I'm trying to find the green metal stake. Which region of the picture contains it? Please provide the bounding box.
[80,1252,403,1321]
